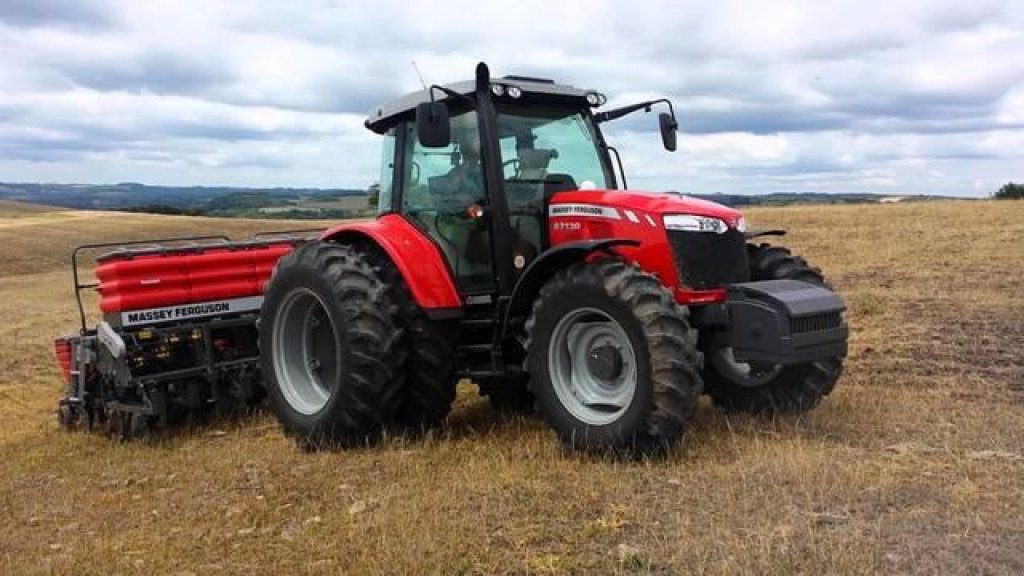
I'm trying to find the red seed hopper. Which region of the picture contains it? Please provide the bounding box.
[94,239,294,327]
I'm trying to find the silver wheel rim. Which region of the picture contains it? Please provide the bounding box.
[272,287,340,415]
[712,347,782,388]
[547,307,637,426]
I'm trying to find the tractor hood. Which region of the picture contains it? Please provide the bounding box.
[549,189,743,230]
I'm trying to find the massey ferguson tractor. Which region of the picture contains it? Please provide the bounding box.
[56,63,847,454]
[255,63,847,453]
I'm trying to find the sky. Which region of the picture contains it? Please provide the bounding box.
[1,0,1022,197]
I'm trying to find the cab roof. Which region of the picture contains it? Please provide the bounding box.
[364,76,600,134]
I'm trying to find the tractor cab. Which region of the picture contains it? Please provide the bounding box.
[364,65,675,295]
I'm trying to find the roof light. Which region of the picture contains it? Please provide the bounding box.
[490,83,505,97]
[507,85,522,99]
[586,92,607,106]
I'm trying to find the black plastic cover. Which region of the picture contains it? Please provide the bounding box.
[719,279,848,365]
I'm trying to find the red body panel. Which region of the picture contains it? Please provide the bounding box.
[96,242,295,313]
[321,214,462,309]
[548,189,744,304]
[54,337,72,384]
[317,191,744,309]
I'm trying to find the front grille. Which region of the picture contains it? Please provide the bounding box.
[791,312,843,334]
[668,228,749,289]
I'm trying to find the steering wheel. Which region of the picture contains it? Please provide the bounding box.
[502,158,521,179]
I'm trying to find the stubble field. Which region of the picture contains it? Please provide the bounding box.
[0,199,1021,575]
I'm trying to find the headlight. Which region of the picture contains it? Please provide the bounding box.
[663,214,729,234]
[736,216,747,233]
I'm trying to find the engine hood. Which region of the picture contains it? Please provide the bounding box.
[550,189,743,229]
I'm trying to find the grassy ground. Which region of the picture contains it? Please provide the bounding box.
[0,199,1021,575]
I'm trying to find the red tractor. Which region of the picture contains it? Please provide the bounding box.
[259,63,848,453]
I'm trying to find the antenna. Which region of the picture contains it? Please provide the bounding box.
[411,60,428,91]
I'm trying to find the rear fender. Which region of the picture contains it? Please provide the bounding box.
[502,239,639,338]
[321,214,462,311]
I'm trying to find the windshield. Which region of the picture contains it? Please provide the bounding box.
[496,106,612,190]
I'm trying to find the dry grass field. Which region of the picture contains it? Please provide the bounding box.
[1,199,1021,575]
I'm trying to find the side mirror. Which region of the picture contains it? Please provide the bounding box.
[416,101,451,148]
[659,112,678,152]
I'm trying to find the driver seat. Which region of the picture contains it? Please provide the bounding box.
[517,148,557,180]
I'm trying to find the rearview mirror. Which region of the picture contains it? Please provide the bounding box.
[416,101,451,148]
[659,112,678,152]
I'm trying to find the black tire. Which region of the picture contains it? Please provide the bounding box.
[477,375,535,414]
[105,406,135,442]
[104,407,123,440]
[525,258,703,454]
[749,242,828,287]
[57,403,78,431]
[259,242,405,447]
[129,412,152,441]
[703,243,843,413]
[362,245,458,431]
[391,312,457,430]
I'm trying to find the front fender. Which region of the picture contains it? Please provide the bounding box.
[502,239,639,337]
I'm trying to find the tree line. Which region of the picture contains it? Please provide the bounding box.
[994,182,1024,200]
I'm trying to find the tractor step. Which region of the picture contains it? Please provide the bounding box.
[459,368,525,380]
[458,318,495,328]
[457,343,493,354]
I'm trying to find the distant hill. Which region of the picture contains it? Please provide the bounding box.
[0,182,371,219]
[0,182,962,219]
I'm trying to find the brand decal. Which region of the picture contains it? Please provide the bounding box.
[121,296,264,327]
[548,204,621,220]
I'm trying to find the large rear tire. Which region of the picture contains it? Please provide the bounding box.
[391,312,458,431]
[703,243,843,413]
[259,242,405,447]
[362,246,458,432]
[525,259,702,454]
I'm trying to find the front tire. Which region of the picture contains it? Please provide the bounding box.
[525,259,702,454]
[259,242,405,447]
[703,243,843,413]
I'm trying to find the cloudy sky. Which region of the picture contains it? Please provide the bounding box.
[2,0,1022,196]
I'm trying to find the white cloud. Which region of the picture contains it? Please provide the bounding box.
[0,0,1021,196]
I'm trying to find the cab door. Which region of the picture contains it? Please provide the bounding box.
[398,111,496,295]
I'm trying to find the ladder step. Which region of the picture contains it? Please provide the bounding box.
[457,343,493,354]
[459,368,526,379]
[459,318,495,328]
